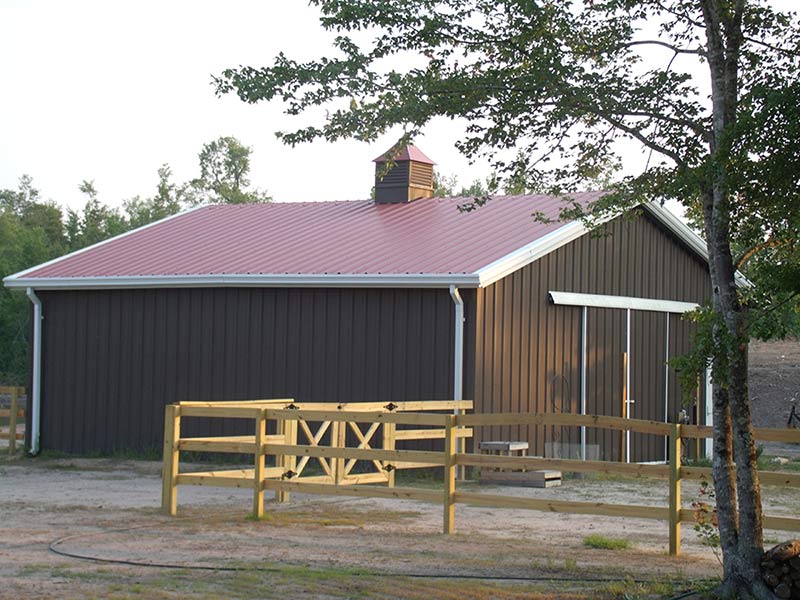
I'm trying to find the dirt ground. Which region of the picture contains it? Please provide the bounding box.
[0,340,797,599]
[1,454,799,599]
[749,339,800,458]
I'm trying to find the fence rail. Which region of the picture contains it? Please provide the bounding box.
[162,402,800,556]
[0,386,25,454]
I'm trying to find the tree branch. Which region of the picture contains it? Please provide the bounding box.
[622,40,707,56]
[734,238,792,269]
[590,111,685,166]
[743,36,800,57]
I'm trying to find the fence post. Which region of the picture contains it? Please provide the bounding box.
[383,422,396,488]
[275,416,287,503]
[443,414,457,535]
[161,404,181,516]
[669,422,682,556]
[332,420,346,485]
[9,387,18,454]
[253,409,266,519]
[287,418,297,493]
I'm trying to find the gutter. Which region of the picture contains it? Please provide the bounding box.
[25,287,42,455]
[449,286,465,477]
[4,273,481,291]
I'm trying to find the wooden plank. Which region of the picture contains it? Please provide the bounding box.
[0,409,25,418]
[178,469,255,488]
[443,415,457,535]
[456,412,671,435]
[289,474,336,484]
[179,436,255,453]
[669,423,682,556]
[753,427,800,443]
[266,409,449,427]
[393,462,439,470]
[679,510,800,534]
[178,399,295,406]
[253,410,266,519]
[675,424,800,444]
[394,428,473,441]
[479,469,562,488]
[178,406,264,419]
[680,466,800,488]
[161,404,180,516]
[392,400,474,411]
[0,386,25,395]
[762,515,800,533]
[344,421,382,476]
[457,453,671,478]
[175,399,471,411]
[339,472,390,485]
[264,443,445,466]
[263,480,442,503]
[454,491,669,520]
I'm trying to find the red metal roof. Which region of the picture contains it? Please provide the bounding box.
[373,144,435,165]
[19,192,603,280]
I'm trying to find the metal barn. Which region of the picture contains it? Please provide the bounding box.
[5,146,713,461]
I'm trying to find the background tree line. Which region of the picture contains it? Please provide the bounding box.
[0,136,269,385]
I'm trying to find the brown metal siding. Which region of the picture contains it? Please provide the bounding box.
[38,287,455,454]
[473,211,711,460]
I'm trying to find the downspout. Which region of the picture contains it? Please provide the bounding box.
[449,285,465,476]
[26,287,42,455]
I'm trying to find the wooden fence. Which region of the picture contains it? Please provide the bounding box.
[161,401,800,556]
[0,386,25,454]
[162,399,472,515]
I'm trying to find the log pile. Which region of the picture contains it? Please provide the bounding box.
[762,540,800,599]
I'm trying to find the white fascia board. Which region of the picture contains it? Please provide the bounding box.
[476,220,589,288]
[3,205,209,283]
[549,291,699,314]
[4,273,481,290]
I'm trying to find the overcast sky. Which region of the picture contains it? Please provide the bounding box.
[0,1,791,213]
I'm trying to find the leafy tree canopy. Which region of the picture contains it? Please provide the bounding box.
[214,2,799,596]
[0,136,270,385]
[190,136,271,204]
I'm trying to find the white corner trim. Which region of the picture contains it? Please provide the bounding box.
[549,291,699,314]
[4,273,481,290]
[476,220,588,288]
[3,204,209,283]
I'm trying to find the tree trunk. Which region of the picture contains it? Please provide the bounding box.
[701,1,771,596]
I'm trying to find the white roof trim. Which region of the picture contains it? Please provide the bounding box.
[476,220,588,287]
[4,273,481,290]
[3,204,208,282]
[549,291,699,314]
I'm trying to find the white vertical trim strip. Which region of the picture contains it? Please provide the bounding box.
[449,285,465,477]
[664,314,670,460]
[581,306,587,461]
[626,308,631,463]
[705,368,714,458]
[26,288,42,455]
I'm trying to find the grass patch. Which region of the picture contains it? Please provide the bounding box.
[583,534,631,550]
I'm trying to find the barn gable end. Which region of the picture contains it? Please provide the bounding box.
[471,210,711,462]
